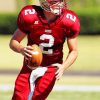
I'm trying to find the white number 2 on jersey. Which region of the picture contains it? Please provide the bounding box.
[39,34,54,54]
[66,13,76,22]
[25,9,35,15]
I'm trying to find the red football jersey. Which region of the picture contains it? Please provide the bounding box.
[17,5,80,67]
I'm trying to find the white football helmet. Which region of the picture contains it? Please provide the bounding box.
[39,0,67,15]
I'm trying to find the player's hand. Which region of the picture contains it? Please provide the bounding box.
[20,45,33,60]
[52,63,65,80]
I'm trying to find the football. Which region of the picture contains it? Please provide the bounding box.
[28,44,43,69]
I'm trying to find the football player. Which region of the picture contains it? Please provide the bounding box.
[9,0,80,100]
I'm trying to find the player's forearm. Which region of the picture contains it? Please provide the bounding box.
[9,39,24,53]
[62,50,78,70]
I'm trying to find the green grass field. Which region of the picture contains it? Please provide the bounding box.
[47,91,100,100]
[1,91,100,100]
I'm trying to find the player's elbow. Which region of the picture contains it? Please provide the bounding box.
[9,39,16,51]
[72,50,78,60]
[69,49,78,59]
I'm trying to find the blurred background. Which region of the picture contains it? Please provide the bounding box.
[0,0,100,100]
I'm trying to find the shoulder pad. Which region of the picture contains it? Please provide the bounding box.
[63,10,80,26]
[18,5,37,24]
[62,10,80,38]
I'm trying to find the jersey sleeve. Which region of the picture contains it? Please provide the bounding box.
[70,15,80,38]
[63,10,80,38]
[17,5,36,33]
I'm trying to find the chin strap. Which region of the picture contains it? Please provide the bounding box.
[28,67,47,100]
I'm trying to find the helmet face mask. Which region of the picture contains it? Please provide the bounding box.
[39,0,66,15]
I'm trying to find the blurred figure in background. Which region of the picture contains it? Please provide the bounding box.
[9,0,80,100]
